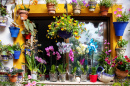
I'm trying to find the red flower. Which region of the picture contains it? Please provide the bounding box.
[124,55,128,59]
[119,61,123,65]
[125,70,128,73]
[115,56,118,59]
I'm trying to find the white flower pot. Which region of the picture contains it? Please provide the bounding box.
[31,71,37,80]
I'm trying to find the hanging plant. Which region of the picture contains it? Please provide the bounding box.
[46,14,86,40]
[88,0,97,11]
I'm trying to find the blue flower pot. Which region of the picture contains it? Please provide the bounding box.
[57,30,72,39]
[113,22,128,36]
[13,51,21,59]
[9,27,20,38]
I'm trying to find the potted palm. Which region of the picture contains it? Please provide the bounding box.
[9,22,20,38]
[49,65,57,82]
[47,14,85,39]
[6,67,23,82]
[58,64,68,82]
[45,0,58,15]
[89,67,98,82]
[22,51,39,80]
[0,6,8,27]
[115,39,128,56]
[70,0,86,15]
[21,19,36,39]
[88,0,97,11]
[115,55,130,79]
[18,0,30,20]
[99,0,113,16]
[77,61,89,82]
[113,8,130,36]
[12,43,22,59]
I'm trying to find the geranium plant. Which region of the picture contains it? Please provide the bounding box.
[117,39,128,48]
[99,0,113,8]
[114,8,130,22]
[46,14,86,40]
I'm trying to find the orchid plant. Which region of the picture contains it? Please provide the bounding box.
[114,8,130,22]
[98,40,115,75]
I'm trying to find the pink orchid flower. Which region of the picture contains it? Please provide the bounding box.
[116,14,122,17]
[114,11,117,14]
[49,46,54,51]
[80,58,85,65]
[32,81,36,85]
[28,75,32,79]
[45,47,49,52]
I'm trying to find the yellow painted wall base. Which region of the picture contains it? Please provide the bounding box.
[14,4,122,69]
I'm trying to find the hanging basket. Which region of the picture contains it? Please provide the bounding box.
[97,66,114,83]
[0,16,8,27]
[115,48,126,56]
[115,68,128,79]
[18,10,29,21]
[9,27,20,38]
[88,1,97,11]
[13,51,21,59]
[1,55,9,62]
[8,74,18,82]
[57,30,72,39]
[113,22,128,36]
[100,6,109,16]
[73,4,81,15]
[46,3,56,15]
[25,33,31,39]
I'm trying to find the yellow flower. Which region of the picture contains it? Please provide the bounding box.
[20,5,24,9]
[57,23,59,26]
[64,14,66,17]
[61,17,64,19]
[32,0,38,5]
[48,25,51,27]
[69,21,71,24]
[51,38,53,39]
[49,27,51,29]
[55,40,57,42]
[47,30,49,32]
[61,28,64,31]
[83,23,85,25]
[73,23,76,26]
[79,24,81,27]
[75,36,80,40]
[53,16,56,18]
[0,40,1,41]
[47,36,50,39]
[74,20,77,22]
[71,13,73,15]
[74,31,78,35]
[52,32,54,35]
[64,28,66,30]
[62,23,64,25]
[85,28,87,31]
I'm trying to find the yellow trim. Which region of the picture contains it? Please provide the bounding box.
[14,4,122,69]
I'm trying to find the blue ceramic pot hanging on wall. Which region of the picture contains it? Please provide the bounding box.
[57,29,72,39]
[13,51,21,59]
[9,27,20,38]
[113,22,128,36]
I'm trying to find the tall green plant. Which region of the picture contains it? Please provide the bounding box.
[37,64,46,75]
[58,64,68,74]
[91,67,97,75]
[71,67,77,74]
[50,65,56,74]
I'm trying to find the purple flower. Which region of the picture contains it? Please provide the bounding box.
[69,49,74,62]
[43,60,47,64]
[47,52,50,57]
[56,51,61,60]
[83,0,86,5]
[45,47,49,52]
[108,50,111,52]
[80,58,85,65]
[104,42,107,44]
[86,4,89,7]
[53,51,55,55]
[107,42,110,45]
[49,46,54,51]
[114,11,117,14]
[35,56,38,60]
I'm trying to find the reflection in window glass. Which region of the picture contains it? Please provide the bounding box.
[69,21,107,75]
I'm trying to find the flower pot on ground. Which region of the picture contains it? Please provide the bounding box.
[31,71,37,80]
[97,66,114,83]
[80,74,87,82]
[113,22,128,36]
[88,1,97,11]
[49,65,57,82]
[90,67,98,82]
[14,51,21,59]
[115,39,128,56]
[99,0,112,16]
[38,74,45,81]
[8,74,18,82]
[69,74,76,82]
[59,73,66,82]
[1,55,9,62]
[9,26,20,38]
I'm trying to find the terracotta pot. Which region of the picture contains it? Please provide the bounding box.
[115,68,128,79]
[100,6,109,16]
[8,74,18,82]
[25,33,31,39]
[73,5,81,15]
[115,48,126,56]
[46,3,56,15]
[19,10,29,20]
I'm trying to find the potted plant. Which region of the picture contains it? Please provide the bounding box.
[12,43,22,59]
[45,0,58,15]
[22,51,40,80]
[49,65,57,82]
[69,67,77,82]
[35,56,47,81]
[98,40,115,83]
[115,55,130,79]
[99,0,113,16]
[88,0,97,11]
[6,67,23,82]
[21,19,36,39]
[70,0,86,15]
[89,67,98,82]
[0,6,8,26]
[18,0,30,20]
[113,8,130,36]
[77,61,89,82]
[58,64,68,82]
[115,39,128,56]
[47,14,85,39]
[9,22,20,38]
